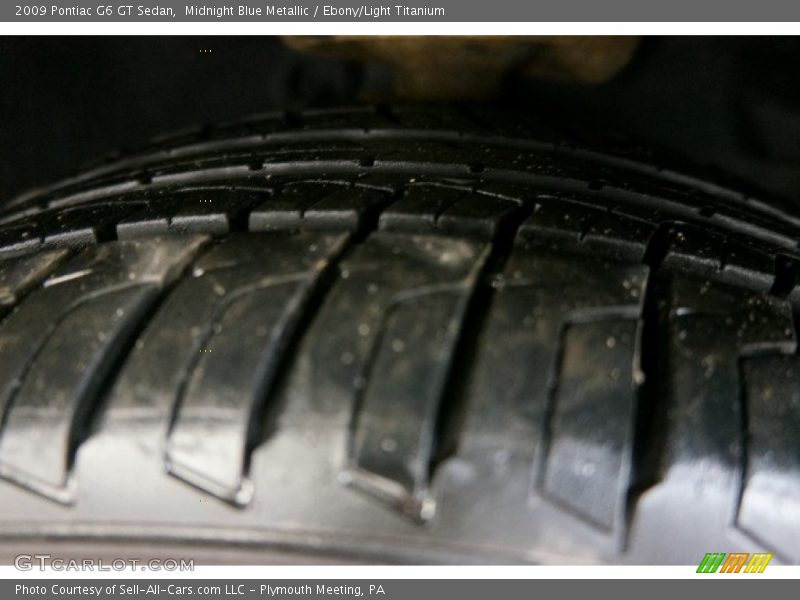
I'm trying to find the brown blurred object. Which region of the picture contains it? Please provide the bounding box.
[284,36,640,101]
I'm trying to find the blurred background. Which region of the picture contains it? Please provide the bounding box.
[2,36,800,203]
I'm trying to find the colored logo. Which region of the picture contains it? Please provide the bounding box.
[697,553,773,573]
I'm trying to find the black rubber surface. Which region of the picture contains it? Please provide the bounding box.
[0,107,799,565]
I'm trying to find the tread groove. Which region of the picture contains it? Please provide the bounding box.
[624,227,674,543]
[430,202,534,470]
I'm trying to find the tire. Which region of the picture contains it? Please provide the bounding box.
[0,106,798,566]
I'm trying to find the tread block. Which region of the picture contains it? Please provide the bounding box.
[660,224,777,293]
[117,190,267,238]
[456,238,648,538]
[0,287,154,502]
[164,233,349,504]
[380,185,518,239]
[0,249,70,313]
[82,233,346,506]
[630,276,796,553]
[379,185,469,232]
[0,237,207,502]
[581,212,655,262]
[39,202,147,246]
[435,193,519,238]
[518,195,602,241]
[662,280,795,472]
[298,186,391,231]
[738,356,800,562]
[247,182,346,231]
[0,202,146,256]
[663,224,724,273]
[247,181,393,233]
[349,291,476,520]
[721,238,776,292]
[301,232,489,519]
[0,223,41,257]
[91,236,300,439]
[668,277,795,350]
[542,319,642,531]
[518,196,653,260]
